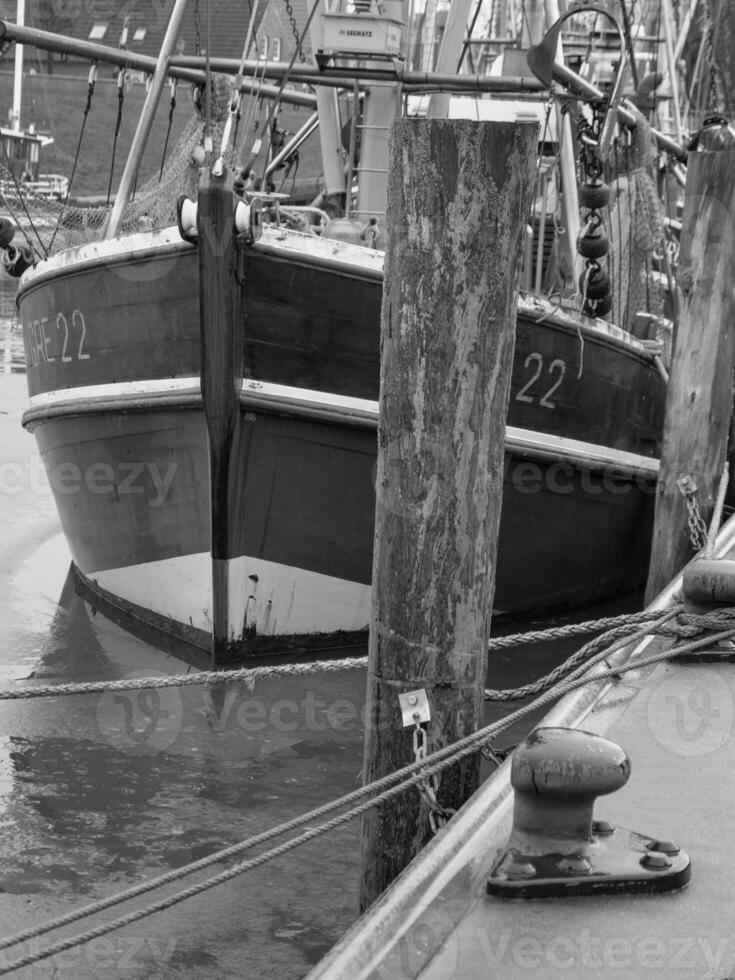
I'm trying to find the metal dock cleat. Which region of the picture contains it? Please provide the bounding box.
[486,727,690,899]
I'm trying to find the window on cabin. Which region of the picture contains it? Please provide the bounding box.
[271,37,281,61]
[89,22,108,40]
[133,27,147,41]
[259,35,268,59]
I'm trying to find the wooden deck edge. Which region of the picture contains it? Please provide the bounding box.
[305,514,735,980]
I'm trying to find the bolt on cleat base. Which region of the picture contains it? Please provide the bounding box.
[486,728,691,899]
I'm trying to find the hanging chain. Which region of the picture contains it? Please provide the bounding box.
[282,0,306,63]
[194,0,201,56]
[411,715,454,835]
[576,101,612,319]
[676,475,709,551]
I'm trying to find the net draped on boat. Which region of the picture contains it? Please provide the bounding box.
[606,106,667,332]
[0,73,237,259]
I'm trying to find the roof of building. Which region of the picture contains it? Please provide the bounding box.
[0,0,311,62]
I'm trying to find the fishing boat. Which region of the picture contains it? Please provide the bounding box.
[7,0,677,663]
[0,0,69,313]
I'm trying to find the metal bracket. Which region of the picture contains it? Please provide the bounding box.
[398,688,431,727]
[487,824,690,899]
[676,473,697,497]
[486,728,691,899]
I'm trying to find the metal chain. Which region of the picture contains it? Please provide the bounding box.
[412,716,454,835]
[676,474,709,551]
[282,0,306,63]
[194,0,201,56]
[576,98,611,317]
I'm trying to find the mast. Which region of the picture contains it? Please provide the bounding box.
[11,0,24,131]
[427,0,474,119]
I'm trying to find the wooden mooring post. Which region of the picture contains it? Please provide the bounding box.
[359,117,538,910]
[645,147,735,602]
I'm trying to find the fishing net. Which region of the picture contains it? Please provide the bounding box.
[606,106,666,332]
[0,73,236,260]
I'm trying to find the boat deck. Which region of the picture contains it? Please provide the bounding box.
[307,521,735,980]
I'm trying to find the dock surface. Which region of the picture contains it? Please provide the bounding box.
[308,523,735,980]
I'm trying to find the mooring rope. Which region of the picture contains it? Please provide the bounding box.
[0,610,673,701]
[0,655,369,701]
[485,606,735,702]
[486,608,664,650]
[2,608,735,975]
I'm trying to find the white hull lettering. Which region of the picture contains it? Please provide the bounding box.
[515,353,567,409]
[24,309,90,366]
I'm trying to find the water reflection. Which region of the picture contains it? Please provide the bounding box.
[0,307,24,375]
[0,550,641,978]
[0,331,643,977]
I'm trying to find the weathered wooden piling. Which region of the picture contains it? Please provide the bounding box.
[359,118,538,910]
[198,169,244,665]
[645,148,735,602]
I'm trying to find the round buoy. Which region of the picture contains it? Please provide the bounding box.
[578,179,610,210]
[0,217,15,250]
[682,557,735,605]
[578,229,610,259]
[1,244,33,278]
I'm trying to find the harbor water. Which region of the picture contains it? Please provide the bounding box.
[0,317,642,979]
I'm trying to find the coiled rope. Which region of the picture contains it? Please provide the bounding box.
[2,606,735,975]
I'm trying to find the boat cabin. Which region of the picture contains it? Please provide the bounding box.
[0,125,50,182]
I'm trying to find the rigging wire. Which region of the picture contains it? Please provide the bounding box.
[106,68,126,206]
[619,0,640,90]
[158,78,178,182]
[48,62,97,254]
[256,0,322,190]
[0,132,45,258]
[457,0,488,73]
[205,0,212,153]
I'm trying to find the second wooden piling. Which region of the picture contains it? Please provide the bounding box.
[359,117,538,910]
[645,147,735,602]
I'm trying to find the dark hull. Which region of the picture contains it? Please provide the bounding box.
[18,228,664,653]
[20,231,662,454]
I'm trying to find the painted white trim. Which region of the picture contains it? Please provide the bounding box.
[29,377,659,478]
[28,376,201,408]
[19,226,189,288]
[19,223,384,289]
[19,224,651,355]
[90,551,371,639]
[504,425,660,478]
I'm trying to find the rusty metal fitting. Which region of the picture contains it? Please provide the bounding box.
[486,727,691,899]
[505,727,629,854]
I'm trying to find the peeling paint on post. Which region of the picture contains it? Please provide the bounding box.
[359,118,538,911]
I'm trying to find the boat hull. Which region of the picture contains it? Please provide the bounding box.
[18,228,664,658]
[23,379,657,658]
